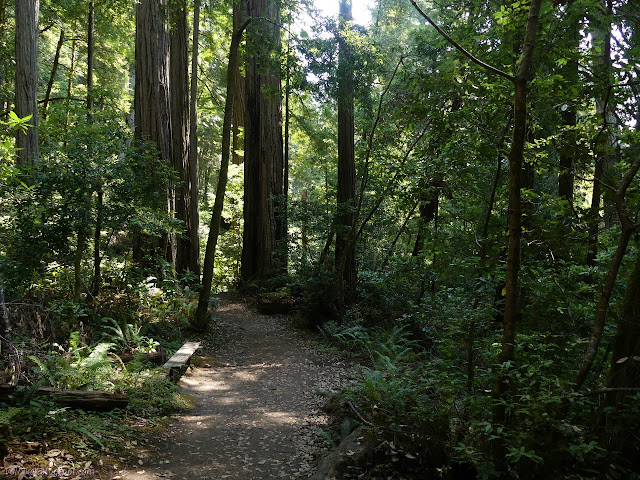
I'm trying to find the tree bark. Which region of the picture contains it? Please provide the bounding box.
[240,0,284,284]
[490,0,543,472]
[87,0,94,121]
[14,0,39,166]
[232,0,246,166]
[558,21,578,204]
[42,28,64,120]
[607,246,640,403]
[0,276,17,386]
[336,0,357,308]
[65,25,77,128]
[573,151,640,390]
[0,385,128,410]
[91,189,103,297]
[188,0,201,277]
[133,0,172,264]
[195,19,251,330]
[0,0,7,111]
[169,0,194,275]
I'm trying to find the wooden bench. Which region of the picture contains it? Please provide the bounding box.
[163,341,201,382]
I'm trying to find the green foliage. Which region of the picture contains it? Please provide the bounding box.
[98,317,159,354]
[126,376,191,417]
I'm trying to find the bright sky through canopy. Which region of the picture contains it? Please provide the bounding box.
[314,0,375,25]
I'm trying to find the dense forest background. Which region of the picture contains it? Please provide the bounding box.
[1,0,640,478]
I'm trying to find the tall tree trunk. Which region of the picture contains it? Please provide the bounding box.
[558,20,578,204]
[491,0,543,473]
[232,0,246,166]
[573,151,640,390]
[0,276,17,386]
[188,0,201,277]
[240,0,284,284]
[602,245,640,467]
[195,19,250,330]
[607,246,640,402]
[91,189,103,297]
[42,28,64,120]
[87,0,94,121]
[336,0,356,310]
[14,0,39,166]
[467,118,509,392]
[87,0,100,296]
[169,0,193,275]
[0,0,7,111]
[283,31,291,271]
[587,0,617,262]
[133,0,172,264]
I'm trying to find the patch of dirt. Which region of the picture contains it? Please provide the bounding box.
[111,297,352,480]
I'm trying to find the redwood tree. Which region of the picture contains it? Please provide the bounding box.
[14,0,39,166]
[133,0,171,263]
[169,0,197,276]
[336,0,357,306]
[240,0,285,284]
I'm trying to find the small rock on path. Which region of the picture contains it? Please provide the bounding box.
[114,298,350,480]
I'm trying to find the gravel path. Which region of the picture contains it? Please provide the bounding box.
[114,298,351,480]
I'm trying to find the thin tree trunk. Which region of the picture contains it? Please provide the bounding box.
[573,151,640,390]
[87,0,94,121]
[466,122,507,392]
[606,246,640,403]
[0,0,7,111]
[558,20,578,204]
[42,28,64,120]
[491,0,543,472]
[587,0,617,265]
[14,0,39,166]
[74,228,86,300]
[232,0,246,166]
[0,276,17,385]
[283,32,291,271]
[91,189,103,297]
[87,0,98,295]
[301,189,309,253]
[380,202,419,271]
[586,158,603,268]
[188,0,201,277]
[66,28,77,129]
[194,19,251,330]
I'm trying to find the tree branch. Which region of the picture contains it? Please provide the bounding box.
[409,0,514,82]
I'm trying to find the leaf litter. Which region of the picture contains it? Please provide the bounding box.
[112,297,353,480]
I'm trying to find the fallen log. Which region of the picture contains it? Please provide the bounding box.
[0,385,129,410]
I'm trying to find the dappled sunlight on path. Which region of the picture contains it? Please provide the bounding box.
[113,299,351,480]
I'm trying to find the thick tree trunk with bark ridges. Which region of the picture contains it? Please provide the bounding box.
[15,0,39,166]
[336,0,357,307]
[240,0,284,284]
[133,0,172,264]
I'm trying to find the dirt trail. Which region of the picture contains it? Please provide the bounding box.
[114,297,350,480]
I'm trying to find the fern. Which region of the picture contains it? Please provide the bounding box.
[0,407,22,425]
[28,355,57,386]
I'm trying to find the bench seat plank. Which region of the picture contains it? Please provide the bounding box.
[163,341,201,368]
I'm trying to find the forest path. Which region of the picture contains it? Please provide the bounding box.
[114,296,350,480]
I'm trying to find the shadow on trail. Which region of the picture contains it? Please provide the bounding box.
[116,300,351,480]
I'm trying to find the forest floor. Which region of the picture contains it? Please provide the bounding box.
[106,295,353,480]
